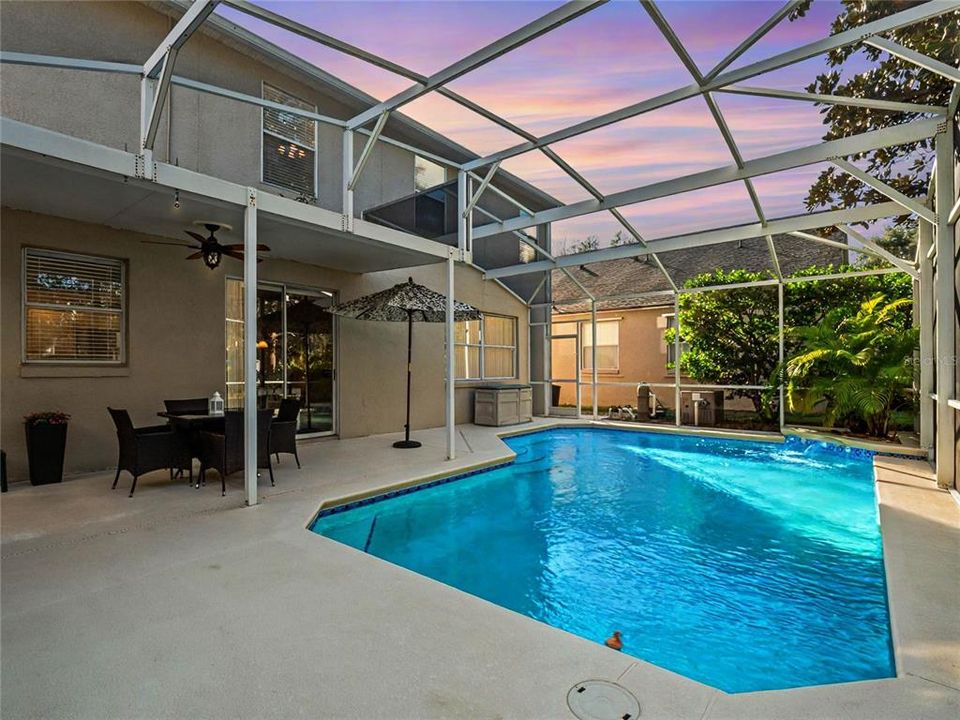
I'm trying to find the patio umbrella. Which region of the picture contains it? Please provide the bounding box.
[327,277,482,449]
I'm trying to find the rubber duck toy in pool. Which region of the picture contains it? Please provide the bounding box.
[604,630,623,651]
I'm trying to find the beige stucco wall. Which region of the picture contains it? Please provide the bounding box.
[551,306,679,410]
[0,0,416,217]
[1,209,528,482]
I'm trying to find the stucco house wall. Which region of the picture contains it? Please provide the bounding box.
[550,306,678,410]
[1,209,529,481]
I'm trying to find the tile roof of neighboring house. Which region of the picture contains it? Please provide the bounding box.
[551,234,848,313]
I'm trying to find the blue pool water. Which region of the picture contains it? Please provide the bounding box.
[310,428,895,693]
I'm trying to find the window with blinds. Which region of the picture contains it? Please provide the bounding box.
[23,248,125,364]
[581,320,619,372]
[262,84,316,197]
[454,314,517,381]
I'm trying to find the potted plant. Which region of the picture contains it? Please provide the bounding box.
[24,411,70,485]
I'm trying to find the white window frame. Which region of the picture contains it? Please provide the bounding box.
[260,81,318,199]
[663,313,689,368]
[455,314,518,381]
[580,318,620,373]
[21,247,127,365]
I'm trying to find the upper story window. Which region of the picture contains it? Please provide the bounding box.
[262,84,317,198]
[454,314,517,381]
[414,155,445,192]
[22,248,126,364]
[581,319,619,372]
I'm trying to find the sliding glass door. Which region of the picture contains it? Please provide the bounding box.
[225,280,336,436]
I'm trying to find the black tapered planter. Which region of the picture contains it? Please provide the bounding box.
[25,422,68,485]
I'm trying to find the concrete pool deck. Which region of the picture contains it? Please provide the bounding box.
[1,419,958,719]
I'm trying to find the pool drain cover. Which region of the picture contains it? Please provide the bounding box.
[566,680,640,720]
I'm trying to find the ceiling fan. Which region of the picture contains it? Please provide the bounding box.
[141,222,270,269]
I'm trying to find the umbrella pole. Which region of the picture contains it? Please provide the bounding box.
[393,310,421,449]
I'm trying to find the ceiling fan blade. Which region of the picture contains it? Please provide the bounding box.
[223,243,270,251]
[141,240,194,248]
[224,250,245,262]
[186,251,204,260]
[184,230,207,243]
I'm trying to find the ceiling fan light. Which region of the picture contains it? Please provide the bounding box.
[203,250,222,270]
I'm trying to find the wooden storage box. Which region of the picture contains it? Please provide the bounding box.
[474,385,533,427]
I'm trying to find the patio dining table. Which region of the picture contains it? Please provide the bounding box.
[158,412,226,483]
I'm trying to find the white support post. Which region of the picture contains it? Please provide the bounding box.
[342,130,354,231]
[138,76,157,172]
[778,282,785,431]
[457,170,468,255]
[591,299,598,420]
[445,253,456,461]
[244,188,258,507]
[674,293,681,427]
[934,123,956,489]
[917,219,934,449]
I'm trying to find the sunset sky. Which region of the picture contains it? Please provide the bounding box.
[219,1,889,249]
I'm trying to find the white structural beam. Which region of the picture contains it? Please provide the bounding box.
[347,111,390,191]
[462,1,957,171]
[865,35,960,84]
[917,219,935,449]
[474,119,940,238]
[463,161,501,218]
[934,123,956,488]
[766,235,782,279]
[342,130,354,230]
[832,158,936,223]
[243,187,258,507]
[144,0,218,78]
[836,224,919,277]
[718,84,947,115]
[347,0,604,128]
[142,48,178,151]
[485,202,903,279]
[703,0,803,82]
[445,253,456,460]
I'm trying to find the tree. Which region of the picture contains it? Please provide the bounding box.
[783,295,919,438]
[664,266,912,422]
[876,221,917,260]
[795,1,959,214]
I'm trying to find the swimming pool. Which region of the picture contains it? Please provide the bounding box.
[310,428,895,693]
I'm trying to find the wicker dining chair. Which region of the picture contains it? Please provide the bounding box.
[107,408,178,497]
[271,397,301,469]
[198,410,274,495]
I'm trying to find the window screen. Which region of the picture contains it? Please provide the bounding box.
[23,248,125,363]
[262,84,316,196]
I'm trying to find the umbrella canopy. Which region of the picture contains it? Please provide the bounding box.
[327,277,481,323]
